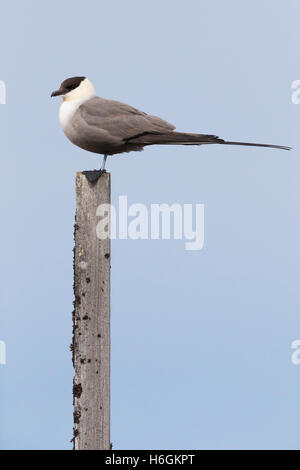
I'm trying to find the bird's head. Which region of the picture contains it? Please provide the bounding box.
[51,76,95,101]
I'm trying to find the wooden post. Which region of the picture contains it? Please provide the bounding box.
[72,172,111,450]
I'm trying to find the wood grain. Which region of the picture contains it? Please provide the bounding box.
[72,172,111,450]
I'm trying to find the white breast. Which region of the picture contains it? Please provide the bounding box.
[59,100,83,131]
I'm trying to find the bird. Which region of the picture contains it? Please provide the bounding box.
[51,76,291,183]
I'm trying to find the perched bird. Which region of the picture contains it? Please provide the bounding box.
[51,76,291,183]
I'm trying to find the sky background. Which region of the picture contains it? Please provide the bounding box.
[0,0,299,450]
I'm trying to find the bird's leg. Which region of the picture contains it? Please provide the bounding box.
[82,154,108,184]
[101,154,108,172]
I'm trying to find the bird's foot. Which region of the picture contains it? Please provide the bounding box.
[82,169,106,184]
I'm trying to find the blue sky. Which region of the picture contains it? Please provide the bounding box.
[0,0,299,449]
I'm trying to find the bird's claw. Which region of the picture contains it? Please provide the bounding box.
[82,169,106,184]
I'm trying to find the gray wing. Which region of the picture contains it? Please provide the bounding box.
[78,96,176,141]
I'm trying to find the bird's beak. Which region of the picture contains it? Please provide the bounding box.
[51,89,63,97]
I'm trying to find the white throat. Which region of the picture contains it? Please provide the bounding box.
[59,78,96,130]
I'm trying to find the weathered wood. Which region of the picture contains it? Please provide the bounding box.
[72,172,111,450]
